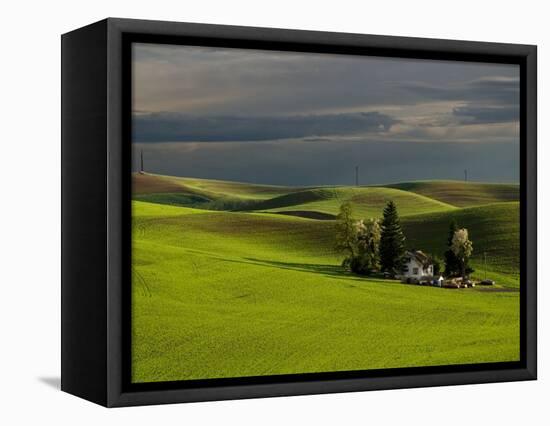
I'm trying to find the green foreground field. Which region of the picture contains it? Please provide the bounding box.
[132,174,520,383]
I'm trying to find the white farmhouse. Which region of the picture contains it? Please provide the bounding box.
[401,250,433,279]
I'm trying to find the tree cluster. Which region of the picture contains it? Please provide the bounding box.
[336,201,474,280]
[336,201,406,276]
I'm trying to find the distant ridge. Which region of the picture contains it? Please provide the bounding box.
[382,180,519,207]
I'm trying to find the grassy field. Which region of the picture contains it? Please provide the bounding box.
[131,174,520,383]
[135,174,457,217]
[383,180,519,207]
[243,187,456,218]
[402,202,520,287]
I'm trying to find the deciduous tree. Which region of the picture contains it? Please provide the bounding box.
[335,202,357,260]
[444,220,460,276]
[451,228,473,280]
[354,218,381,274]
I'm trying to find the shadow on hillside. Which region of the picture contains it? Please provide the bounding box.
[221,257,371,282]
[247,259,344,276]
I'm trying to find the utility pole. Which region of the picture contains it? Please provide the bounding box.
[464,169,468,182]
[140,150,144,173]
[355,166,359,187]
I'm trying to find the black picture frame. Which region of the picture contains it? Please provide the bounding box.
[61,17,537,407]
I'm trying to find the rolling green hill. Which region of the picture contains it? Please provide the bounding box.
[382,180,519,207]
[131,175,521,383]
[244,187,456,218]
[134,173,302,199]
[132,200,519,383]
[402,202,520,287]
[133,200,337,264]
[134,173,306,211]
[134,174,458,218]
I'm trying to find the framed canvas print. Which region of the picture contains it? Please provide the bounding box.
[61,18,537,407]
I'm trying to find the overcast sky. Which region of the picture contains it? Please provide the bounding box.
[132,43,519,185]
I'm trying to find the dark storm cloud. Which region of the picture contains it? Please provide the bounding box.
[452,105,519,125]
[133,43,520,117]
[133,111,398,143]
[400,76,519,104]
[132,44,520,184]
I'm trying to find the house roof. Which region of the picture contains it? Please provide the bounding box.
[405,250,431,267]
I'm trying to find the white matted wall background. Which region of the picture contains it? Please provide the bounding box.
[0,0,546,424]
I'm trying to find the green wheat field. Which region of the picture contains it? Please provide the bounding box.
[131,173,520,383]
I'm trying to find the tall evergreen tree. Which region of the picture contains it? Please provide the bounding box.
[444,220,460,276]
[379,201,406,274]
